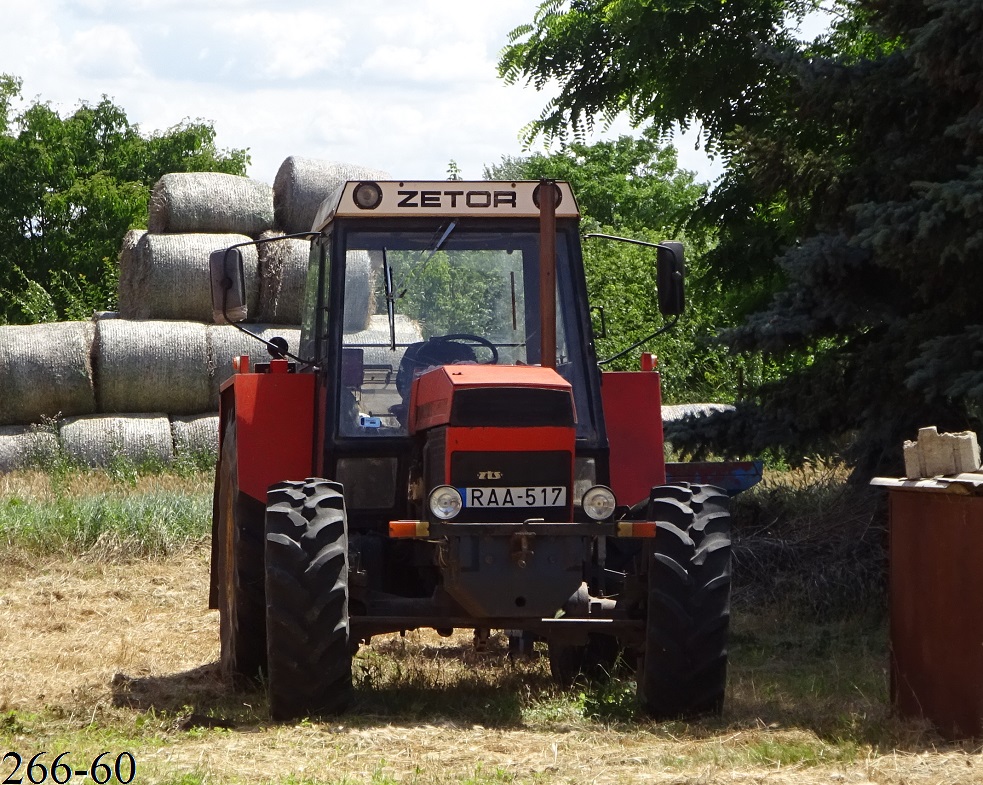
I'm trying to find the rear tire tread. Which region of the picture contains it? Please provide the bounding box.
[640,484,732,720]
[265,479,354,721]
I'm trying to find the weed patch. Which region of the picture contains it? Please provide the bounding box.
[730,461,887,620]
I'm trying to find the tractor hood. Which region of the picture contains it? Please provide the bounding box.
[408,364,575,434]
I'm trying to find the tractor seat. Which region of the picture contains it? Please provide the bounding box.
[395,336,478,402]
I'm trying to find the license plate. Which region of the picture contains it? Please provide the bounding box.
[462,486,567,508]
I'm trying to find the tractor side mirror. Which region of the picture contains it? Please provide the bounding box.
[657,242,685,316]
[209,248,248,324]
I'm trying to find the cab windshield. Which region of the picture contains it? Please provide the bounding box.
[336,225,593,439]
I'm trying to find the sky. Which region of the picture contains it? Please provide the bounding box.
[0,0,727,187]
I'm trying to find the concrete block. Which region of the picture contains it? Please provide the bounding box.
[903,439,923,478]
[903,426,981,478]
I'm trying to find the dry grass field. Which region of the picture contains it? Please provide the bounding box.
[1,468,980,784]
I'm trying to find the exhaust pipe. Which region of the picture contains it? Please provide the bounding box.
[538,179,558,369]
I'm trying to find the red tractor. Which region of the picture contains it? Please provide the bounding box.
[208,179,735,720]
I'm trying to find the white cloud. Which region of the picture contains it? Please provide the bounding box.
[224,11,345,80]
[69,25,147,80]
[0,0,719,187]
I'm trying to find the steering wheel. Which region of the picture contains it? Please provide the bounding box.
[437,333,499,364]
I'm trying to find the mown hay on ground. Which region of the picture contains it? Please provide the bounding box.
[148,172,274,237]
[273,157,390,233]
[59,413,173,468]
[94,319,211,415]
[171,414,219,459]
[257,231,311,325]
[0,425,59,472]
[118,233,259,322]
[0,321,96,426]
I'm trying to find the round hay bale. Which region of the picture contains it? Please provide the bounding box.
[257,231,311,325]
[95,319,211,415]
[0,321,96,426]
[148,172,274,237]
[345,314,423,368]
[116,229,147,312]
[60,413,173,468]
[343,250,375,334]
[207,324,302,405]
[118,233,259,322]
[171,414,219,459]
[273,158,390,233]
[0,425,60,472]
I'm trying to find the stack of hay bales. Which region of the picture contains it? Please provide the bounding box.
[0,159,387,471]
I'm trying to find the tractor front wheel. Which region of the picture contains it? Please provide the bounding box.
[639,485,732,719]
[264,479,354,720]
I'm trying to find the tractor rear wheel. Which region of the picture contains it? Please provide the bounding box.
[216,422,267,684]
[639,485,732,719]
[265,479,354,720]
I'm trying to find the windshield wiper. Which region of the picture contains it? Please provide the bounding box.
[394,220,456,299]
[383,249,396,350]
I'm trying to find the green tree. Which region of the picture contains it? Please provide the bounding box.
[499,0,813,147]
[501,2,983,478]
[485,133,759,402]
[0,75,249,323]
[486,128,704,233]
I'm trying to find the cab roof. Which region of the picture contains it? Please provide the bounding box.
[312,180,580,231]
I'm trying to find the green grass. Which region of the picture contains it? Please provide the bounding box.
[0,490,210,557]
[0,463,212,557]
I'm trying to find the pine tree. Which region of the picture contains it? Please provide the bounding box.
[684,0,983,476]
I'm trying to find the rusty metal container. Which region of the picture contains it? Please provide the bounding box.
[873,475,983,738]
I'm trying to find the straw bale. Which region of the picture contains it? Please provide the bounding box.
[257,231,311,324]
[207,324,302,405]
[117,229,146,294]
[0,425,59,472]
[273,157,390,233]
[343,250,376,334]
[0,321,96,426]
[118,233,259,322]
[170,414,219,459]
[60,413,173,468]
[95,319,211,415]
[148,172,274,237]
[662,403,735,422]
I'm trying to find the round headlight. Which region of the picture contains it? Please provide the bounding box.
[353,181,383,210]
[429,485,463,520]
[582,485,616,521]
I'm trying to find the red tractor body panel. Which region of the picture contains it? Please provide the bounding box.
[409,364,574,433]
[601,370,667,507]
[219,359,315,504]
[410,364,577,522]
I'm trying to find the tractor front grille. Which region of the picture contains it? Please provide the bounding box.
[448,450,572,523]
